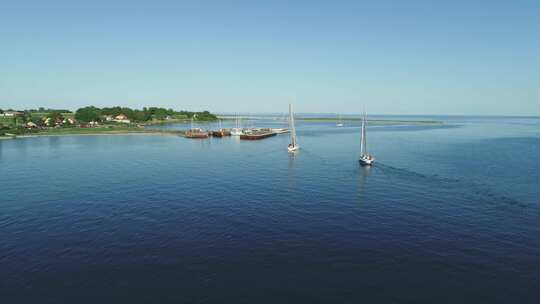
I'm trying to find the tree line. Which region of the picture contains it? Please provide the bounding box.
[75,106,217,122]
[1,108,73,114]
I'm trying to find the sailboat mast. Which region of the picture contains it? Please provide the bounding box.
[360,115,365,156]
[361,112,368,156]
[289,104,297,146]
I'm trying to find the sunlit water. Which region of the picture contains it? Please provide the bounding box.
[1,116,539,303]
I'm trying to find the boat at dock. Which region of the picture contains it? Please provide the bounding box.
[211,120,231,137]
[230,115,243,136]
[272,128,289,134]
[185,118,209,139]
[359,112,374,166]
[240,128,276,140]
[212,129,231,137]
[230,129,243,136]
[185,128,209,138]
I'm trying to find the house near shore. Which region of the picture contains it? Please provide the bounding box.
[113,114,130,123]
[63,117,76,125]
[80,121,99,128]
[25,122,38,129]
[1,111,23,117]
[43,117,63,127]
[103,115,114,122]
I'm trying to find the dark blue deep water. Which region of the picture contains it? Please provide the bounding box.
[1,116,540,303]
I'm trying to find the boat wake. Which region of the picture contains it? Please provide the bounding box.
[372,162,527,209]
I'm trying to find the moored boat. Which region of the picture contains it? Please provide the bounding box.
[185,128,209,138]
[230,128,243,136]
[185,118,209,139]
[212,129,231,137]
[230,115,243,136]
[240,129,276,140]
[211,120,231,137]
[272,128,290,134]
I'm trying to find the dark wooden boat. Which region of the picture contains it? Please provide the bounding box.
[240,129,276,140]
[185,128,209,139]
[212,129,231,137]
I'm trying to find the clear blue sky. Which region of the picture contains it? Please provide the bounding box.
[1,0,539,115]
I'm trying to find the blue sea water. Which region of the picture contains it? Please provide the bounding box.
[1,116,539,303]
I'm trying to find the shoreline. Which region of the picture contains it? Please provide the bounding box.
[0,118,443,141]
[141,118,218,126]
[0,130,185,140]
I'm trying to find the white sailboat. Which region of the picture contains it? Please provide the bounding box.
[359,112,374,165]
[231,114,242,136]
[336,114,344,127]
[288,104,299,152]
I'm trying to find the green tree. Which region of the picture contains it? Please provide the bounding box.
[75,106,101,122]
[47,111,64,125]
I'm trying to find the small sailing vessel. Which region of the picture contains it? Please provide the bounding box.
[230,115,243,136]
[359,112,374,165]
[336,114,344,127]
[288,104,299,152]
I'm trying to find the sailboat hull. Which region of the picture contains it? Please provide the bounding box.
[288,145,300,153]
[240,132,276,140]
[359,156,374,166]
[230,128,243,136]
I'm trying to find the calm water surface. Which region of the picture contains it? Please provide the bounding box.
[1,116,539,303]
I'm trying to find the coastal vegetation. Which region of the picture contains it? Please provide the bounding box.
[0,106,217,138]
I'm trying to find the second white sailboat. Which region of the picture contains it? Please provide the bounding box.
[359,112,374,165]
[336,114,344,127]
[288,104,299,152]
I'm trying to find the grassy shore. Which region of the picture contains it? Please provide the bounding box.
[141,118,218,125]
[1,126,184,140]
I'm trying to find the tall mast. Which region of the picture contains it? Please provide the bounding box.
[360,114,365,156]
[289,103,297,146]
[361,112,368,156]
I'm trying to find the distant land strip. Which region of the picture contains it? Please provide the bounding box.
[298,118,443,124]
